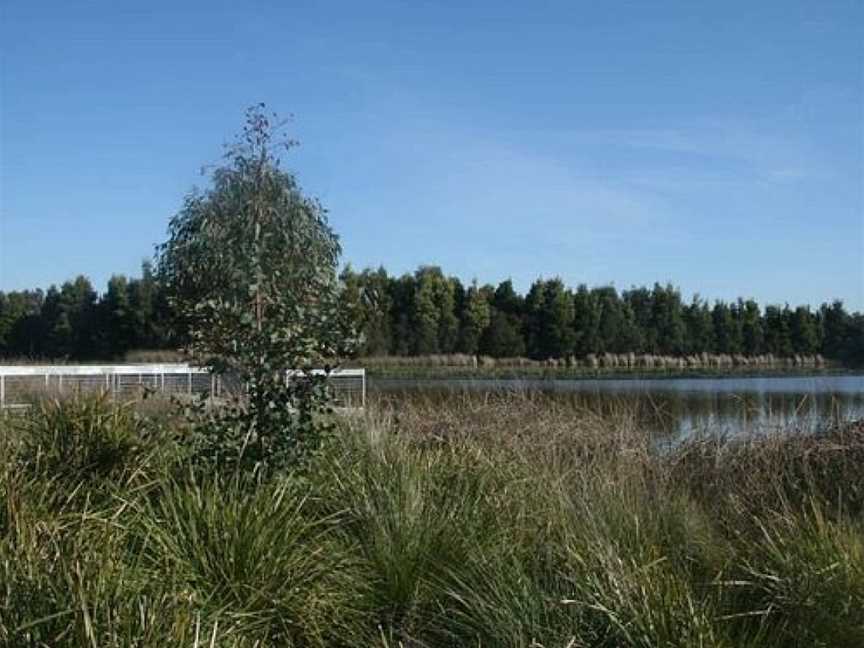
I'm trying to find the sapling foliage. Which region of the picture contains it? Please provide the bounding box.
[157,105,355,475]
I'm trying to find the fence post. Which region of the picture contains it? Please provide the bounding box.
[0,374,5,409]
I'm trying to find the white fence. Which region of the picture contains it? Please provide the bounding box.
[0,364,365,410]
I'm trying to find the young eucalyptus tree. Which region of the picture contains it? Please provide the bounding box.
[157,105,355,474]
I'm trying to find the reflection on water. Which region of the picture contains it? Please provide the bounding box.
[370,374,864,441]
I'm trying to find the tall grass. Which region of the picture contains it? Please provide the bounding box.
[352,351,833,378]
[1,391,862,646]
[132,476,367,645]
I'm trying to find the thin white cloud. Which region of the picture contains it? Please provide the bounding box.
[559,121,825,186]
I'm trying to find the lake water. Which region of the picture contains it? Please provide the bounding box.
[370,374,864,440]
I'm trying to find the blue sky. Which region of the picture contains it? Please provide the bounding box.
[1,0,862,309]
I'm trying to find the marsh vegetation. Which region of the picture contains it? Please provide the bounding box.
[2,391,862,647]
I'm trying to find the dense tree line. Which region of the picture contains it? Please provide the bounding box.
[0,263,170,360]
[339,266,863,366]
[1,263,862,366]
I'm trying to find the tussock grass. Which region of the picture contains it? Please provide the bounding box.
[1,392,862,646]
[132,475,368,645]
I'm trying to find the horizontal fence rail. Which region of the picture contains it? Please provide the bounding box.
[0,364,365,410]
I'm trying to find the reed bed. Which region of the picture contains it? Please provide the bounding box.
[1,392,862,646]
[354,352,831,372]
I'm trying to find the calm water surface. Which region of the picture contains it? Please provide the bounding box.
[370,374,864,439]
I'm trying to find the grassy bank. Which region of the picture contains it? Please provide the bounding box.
[1,392,863,646]
[362,364,851,381]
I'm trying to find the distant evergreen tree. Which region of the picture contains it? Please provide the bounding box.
[338,267,366,351]
[764,305,793,356]
[739,299,764,355]
[0,293,8,353]
[845,314,864,365]
[99,275,136,357]
[651,284,686,355]
[594,287,623,353]
[52,276,99,358]
[0,292,16,355]
[712,302,739,354]
[438,275,461,354]
[480,309,526,358]
[412,269,437,355]
[390,274,417,355]
[617,300,644,353]
[789,306,819,355]
[128,261,168,350]
[451,277,468,347]
[458,281,491,355]
[624,287,658,353]
[526,279,575,359]
[523,280,546,358]
[480,279,526,357]
[0,289,45,357]
[821,300,851,360]
[492,279,524,317]
[572,285,601,356]
[684,297,715,355]
[410,266,458,355]
[353,266,393,356]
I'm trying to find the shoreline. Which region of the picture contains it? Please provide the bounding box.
[361,366,858,382]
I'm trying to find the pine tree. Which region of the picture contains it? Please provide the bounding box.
[532,279,575,359]
[789,306,819,355]
[524,280,546,358]
[624,287,658,353]
[100,275,135,357]
[684,297,714,355]
[820,300,850,359]
[764,305,793,356]
[412,268,441,355]
[712,302,738,354]
[739,299,763,355]
[44,276,98,358]
[390,274,417,355]
[458,281,491,355]
[573,284,602,356]
[651,283,686,355]
[480,308,526,358]
[360,267,394,356]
